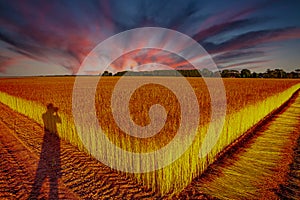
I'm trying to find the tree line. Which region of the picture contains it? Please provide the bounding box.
[102,68,300,78]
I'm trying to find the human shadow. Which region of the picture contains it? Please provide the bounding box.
[29,103,62,199]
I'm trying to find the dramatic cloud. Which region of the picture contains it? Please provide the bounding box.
[204,27,300,53]
[213,50,266,64]
[0,0,300,76]
[220,60,271,69]
[192,18,262,42]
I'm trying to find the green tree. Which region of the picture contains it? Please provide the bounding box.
[251,72,257,78]
[221,70,230,77]
[241,69,251,78]
[295,69,300,78]
[102,71,112,76]
[201,68,213,77]
[274,69,287,78]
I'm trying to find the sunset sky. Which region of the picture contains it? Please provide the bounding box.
[0,0,300,76]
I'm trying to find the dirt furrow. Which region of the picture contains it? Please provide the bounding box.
[178,91,300,199]
[277,125,300,199]
[0,103,159,199]
[2,91,299,199]
[0,120,78,199]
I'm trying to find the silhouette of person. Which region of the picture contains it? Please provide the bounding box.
[29,103,62,199]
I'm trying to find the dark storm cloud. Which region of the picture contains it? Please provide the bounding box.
[109,0,201,30]
[219,59,271,69]
[0,0,300,75]
[0,55,9,63]
[202,26,300,53]
[214,50,266,64]
[0,0,116,73]
[0,31,18,47]
[7,47,38,60]
[0,0,205,75]
[0,55,9,72]
[192,18,264,42]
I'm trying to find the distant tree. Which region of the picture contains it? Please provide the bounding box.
[221,70,230,77]
[178,69,201,77]
[287,72,296,78]
[110,68,297,78]
[295,69,300,78]
[274,69,287,78]
[264,69,272,78]
[113,71,127,76]
[230,70,240,78]
[221,69,240,78]
[213,71,222,77]
[102,71,112,76]
[188,69,201,77]
[264,69,275,78]
[241,69,251,78]
[221,69,229,78]
[251,72,257,78]
[201,68,213,77]
[262,69,288,78]
[258,73,264,78]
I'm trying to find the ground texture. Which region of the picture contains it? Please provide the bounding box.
[0,91,299,199]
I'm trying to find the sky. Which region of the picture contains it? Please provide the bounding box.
[0,0,300,76]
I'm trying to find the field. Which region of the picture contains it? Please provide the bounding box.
[177,90,300,199]
[0,77,300,198]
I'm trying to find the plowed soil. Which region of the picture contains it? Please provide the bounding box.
[0,103,166,199]
[1,91,299,199]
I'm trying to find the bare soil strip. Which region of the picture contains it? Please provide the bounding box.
[0,120,79,199]
[277,126,300,199]
[179,91,300,199]
[0,103,158,199]
[1,91,299,199]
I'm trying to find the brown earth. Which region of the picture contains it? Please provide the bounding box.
[177,90,300,199]
[0,103,167,199]
[2,89,299,199]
